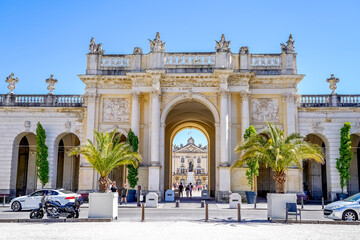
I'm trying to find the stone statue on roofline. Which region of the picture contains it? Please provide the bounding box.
[281,34,295,53]
[215,34,231,52]
[149,32,166,53]
[89,37,104,54]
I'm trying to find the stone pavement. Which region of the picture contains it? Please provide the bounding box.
[0,221,359,240]
[0,202,331,222]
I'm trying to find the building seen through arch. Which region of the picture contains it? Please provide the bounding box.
[172,136,208,188]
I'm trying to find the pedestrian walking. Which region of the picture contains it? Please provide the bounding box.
[120,184,128,205]
[110,181,118,193]
[179,183,184,197]
[185,185,190,197]
[189,183,193,197]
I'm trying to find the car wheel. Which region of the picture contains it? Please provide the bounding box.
[342,210,358,221]
[11,201,22,212]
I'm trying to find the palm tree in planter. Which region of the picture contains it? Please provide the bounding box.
[232,125,259,204]
[70,129,141,219]
[234,122,324,219]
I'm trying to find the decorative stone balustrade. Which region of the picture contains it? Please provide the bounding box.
[0,94,84,107]
[339,95,360,105]
[300,94,360,107]
[100,55,131,69]
[164,53,216,66]
[250,54,282,68]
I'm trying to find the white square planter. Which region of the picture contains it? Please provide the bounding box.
[88,192,118,220]
[267,193,296,220]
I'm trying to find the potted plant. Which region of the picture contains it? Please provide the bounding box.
[232,125,259,204]
[126,129,139,202]
[70,129,141,219]
[336,122,353,200]
[234,122,324,219]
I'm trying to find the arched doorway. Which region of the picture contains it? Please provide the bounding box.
[56,133,80,192]
[349,134,360,195]
[108,133,127,190]
[303,134,328,200]
[171,129,209,197]
[163,100,216,198]
[257,166,276,198]
[14,133,37,196]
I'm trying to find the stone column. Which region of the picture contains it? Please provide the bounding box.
[240,91,250,139]
[148,90,161,193]
[131,91,141,137]
[282,93,297,135]
[219,89,229,165]
[78,88,98,193]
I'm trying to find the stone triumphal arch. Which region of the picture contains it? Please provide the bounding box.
[2,33,360,201]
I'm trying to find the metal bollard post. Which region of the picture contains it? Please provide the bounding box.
[201,200,205,208]
[301,197,304,209]
[175,200,180,208]
[321,197,324,209]
[205,203,209,222]
[237,203,241,222]
[2,196,5,206]
[141,203,145,222]
[254,195,257,209]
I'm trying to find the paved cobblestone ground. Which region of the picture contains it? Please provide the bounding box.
[0,221,358,240]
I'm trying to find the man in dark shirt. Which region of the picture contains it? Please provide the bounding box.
[179,183,184,197]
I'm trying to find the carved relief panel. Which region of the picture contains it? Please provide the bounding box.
[251,98,279,122]
[103,98,130,122]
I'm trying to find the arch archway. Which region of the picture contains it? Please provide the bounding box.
[162,99,217,198]
[108,133,127,190]
[303,134,328,200]
[349,134,360,195]
[55,133,80,192]
[11,132,37,197]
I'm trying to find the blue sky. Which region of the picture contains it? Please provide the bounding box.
[173,129,208,147]
[0,0,359,95]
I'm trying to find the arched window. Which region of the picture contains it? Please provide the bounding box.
[181,157,184,163]
[197,157,201,163]
[196,179,202,185]
[196,166,202,174]
[180,165,185,174]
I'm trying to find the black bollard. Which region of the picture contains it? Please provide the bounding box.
[175,200,180,208]
[301,196,304,209]
[321,197,324,209]
[237,203,241,222]
[205,203,209,222]
[137,185,141,207]
[201,200,205,208]
[141,203,145,222]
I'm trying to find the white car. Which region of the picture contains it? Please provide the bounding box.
[323,193,360,221]
[10,189,81,212]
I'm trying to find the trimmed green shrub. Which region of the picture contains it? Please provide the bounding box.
[36,122,49,188]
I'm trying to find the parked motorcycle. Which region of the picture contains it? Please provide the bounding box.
[30,194,82,219]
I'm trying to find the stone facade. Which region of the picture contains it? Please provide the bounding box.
[1,34,360,201]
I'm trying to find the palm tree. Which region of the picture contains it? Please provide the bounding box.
[234,122,324,193]
[70,130,142,193]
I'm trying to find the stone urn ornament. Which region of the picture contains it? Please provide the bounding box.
[326,74,339,94]
[46,74,58,95]
[6,73,19,94]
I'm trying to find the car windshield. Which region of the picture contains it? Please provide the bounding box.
[57,189,74,194]
[344,193,360,202]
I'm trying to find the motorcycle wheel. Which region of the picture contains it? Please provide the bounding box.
[74,210,79,218]
[30,210,44,219]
